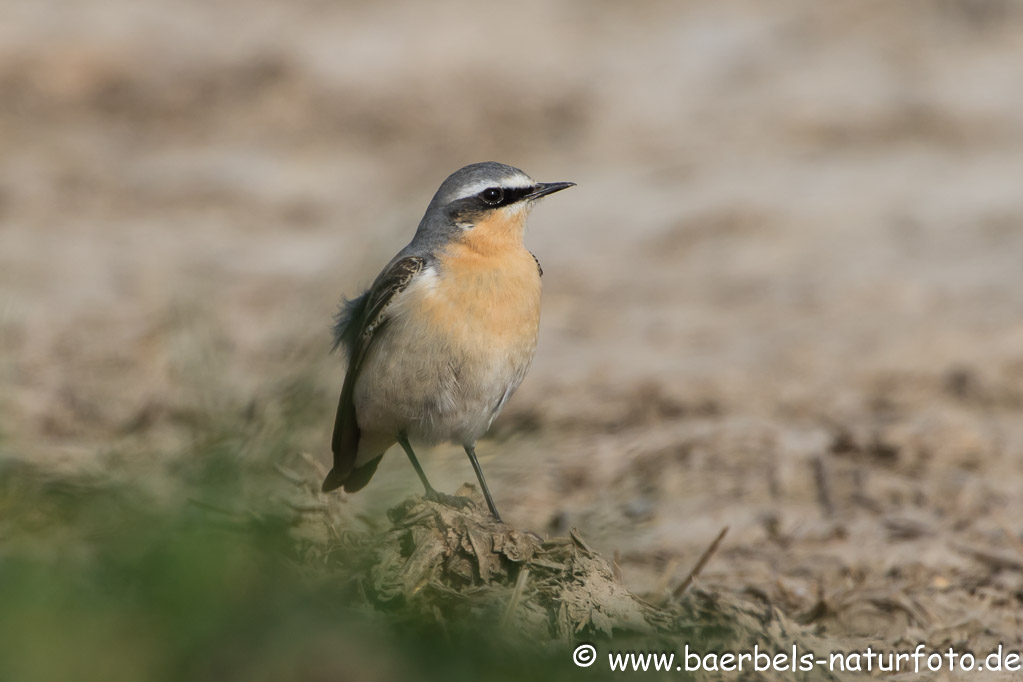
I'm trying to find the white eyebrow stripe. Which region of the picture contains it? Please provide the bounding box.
[451,174,535,201]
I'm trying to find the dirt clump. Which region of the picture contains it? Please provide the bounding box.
[323,486,842,680]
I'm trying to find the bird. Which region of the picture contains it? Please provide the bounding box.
[321,162,574,522]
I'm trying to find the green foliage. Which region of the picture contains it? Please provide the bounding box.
[0,455,610,682]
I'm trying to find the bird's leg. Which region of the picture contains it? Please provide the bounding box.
[464,443,503,523]
[397,433,435,495]
[397,434,470,510]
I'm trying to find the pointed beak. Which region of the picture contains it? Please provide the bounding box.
[525,181,576,200]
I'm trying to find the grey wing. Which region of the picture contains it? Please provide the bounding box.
[322,255,426,492]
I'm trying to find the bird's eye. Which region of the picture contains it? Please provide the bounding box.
[480,187,504,205]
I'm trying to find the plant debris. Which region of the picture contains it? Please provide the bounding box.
[322,486,845,680]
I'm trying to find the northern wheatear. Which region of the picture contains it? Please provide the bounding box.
[321,162,574,521]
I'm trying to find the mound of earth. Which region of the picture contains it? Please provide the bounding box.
[320,485,844,680]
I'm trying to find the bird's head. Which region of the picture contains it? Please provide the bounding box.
[416,162,574,249]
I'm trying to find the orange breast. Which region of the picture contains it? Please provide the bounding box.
[423,208,542,352]
[429,246,540,345]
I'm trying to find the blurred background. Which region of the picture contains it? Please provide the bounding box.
[2,0,1023,679]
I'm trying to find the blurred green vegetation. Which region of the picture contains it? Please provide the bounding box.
[0,441,617,682]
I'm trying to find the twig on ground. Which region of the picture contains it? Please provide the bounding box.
[298,452,328,479]
[570,528,594,554]
[952,542,1023,572]
[812,456,834,517]
[611,550,625,584]
[273,464,306,486]
[500,567,531,629]
[672,526,729,599]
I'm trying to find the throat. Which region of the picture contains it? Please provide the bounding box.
[459,208,528,257]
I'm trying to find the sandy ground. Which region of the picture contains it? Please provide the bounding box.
[3,0,1023,673]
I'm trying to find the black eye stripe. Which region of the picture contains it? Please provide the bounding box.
[477,185,536,208]
[500,186,536,204]
[449,185,540,219]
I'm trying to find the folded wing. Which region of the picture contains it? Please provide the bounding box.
[322,256,426,492]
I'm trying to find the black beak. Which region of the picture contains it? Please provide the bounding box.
[526,181,576,200]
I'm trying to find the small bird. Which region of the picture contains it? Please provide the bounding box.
[322,162,574,521]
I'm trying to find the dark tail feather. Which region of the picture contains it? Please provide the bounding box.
[321,467,347,493]
[341,455,383,493]
[322,383,362,492]
[321,422,360,492]
[321,451,383,493]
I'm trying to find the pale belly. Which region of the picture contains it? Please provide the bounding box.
[353,262,541,451]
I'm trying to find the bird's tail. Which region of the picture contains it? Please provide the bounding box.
[322,379,361,492]
[320,466,348,492]
[322,450,383,493]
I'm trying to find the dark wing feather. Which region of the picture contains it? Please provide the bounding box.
[322,255,426,492]
[530,252,543,277]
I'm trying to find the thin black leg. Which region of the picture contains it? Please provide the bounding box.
[397,433,437,496]
[464,443,502,522]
